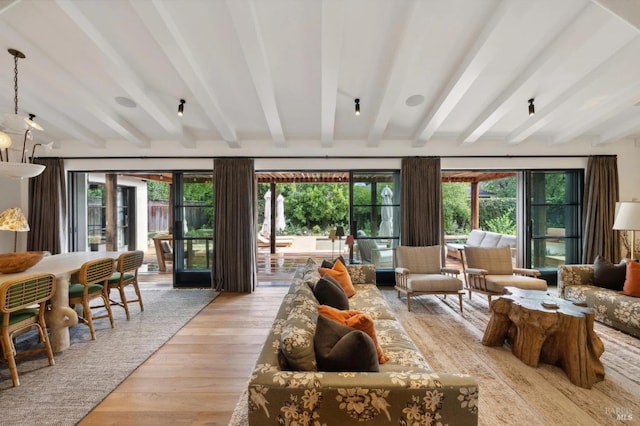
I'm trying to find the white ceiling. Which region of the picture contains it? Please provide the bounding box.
[1,0,640,157]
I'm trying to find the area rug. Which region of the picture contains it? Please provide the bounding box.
[0,287,218,425]
[229,288,640,425]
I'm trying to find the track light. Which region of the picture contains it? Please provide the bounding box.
[178,99,185,116]
[355,98,360,116]
[528,98,535,116]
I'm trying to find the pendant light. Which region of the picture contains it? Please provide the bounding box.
[0,49,45,178]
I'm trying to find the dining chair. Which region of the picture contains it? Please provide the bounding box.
[0,273,56,386]
[68,257,115,340]
[106,250,144,320]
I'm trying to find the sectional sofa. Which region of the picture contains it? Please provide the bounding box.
[247,259,479,425]
[446,229,516,261]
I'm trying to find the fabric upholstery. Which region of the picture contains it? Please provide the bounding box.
[483,275,547,293]
[394,245,441,274]
[313,275,349,310]
[407,274,463,292]
[314,315,379,372]
[479,231,502,247]
[317,305,388,364]
[318,260,356,297]
[593,255,626,290]
[465,230,486,246]
[464,246,513,275]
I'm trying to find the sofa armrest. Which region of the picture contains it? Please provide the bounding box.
[371,247,394,267]
[395,266,409,275]
[441,267,461,276]
[557,264,595,298]
[512,267,540,277]
[248,369,478,425]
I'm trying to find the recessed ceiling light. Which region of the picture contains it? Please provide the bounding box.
[405,94,425,107]
[115,96,137,108]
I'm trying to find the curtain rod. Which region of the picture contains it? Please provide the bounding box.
[53,154,610,160]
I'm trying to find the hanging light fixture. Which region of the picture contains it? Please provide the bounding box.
[528,98,535,116]
[0,48,45,178]
[178,99,185,116]
[354,98,360,116]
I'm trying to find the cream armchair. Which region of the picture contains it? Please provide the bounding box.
[394,245,464,312]
[462,246,547,302]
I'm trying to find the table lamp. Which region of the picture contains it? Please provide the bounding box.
[329,228,337,257]
[613,200,640,259]
[336,226,345,253]
[0,207,30,251]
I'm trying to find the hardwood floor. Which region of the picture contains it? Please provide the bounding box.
[80,263,291,425]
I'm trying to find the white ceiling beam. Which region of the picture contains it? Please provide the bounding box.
[0,0,20,16]
[0,20,139,147]
[227,0,285,147]
[507,36,639,144]
[320,0,344,148]
[592,0,640,32]
[412,0,516,146]
[366,1,423,147]
[460,4,595,145]
[597,113,640,145]
[55,0,185,144]
[133,0,239,148]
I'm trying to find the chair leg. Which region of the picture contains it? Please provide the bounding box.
[36,323,55,366]
[118,285,131,320]
[487,294,492,304]
[407,293,412,312]
[101,293,115,329]
[133,280,144,312]
[2,329,19,386]
[458,293,464,314]
[82,300,97,340]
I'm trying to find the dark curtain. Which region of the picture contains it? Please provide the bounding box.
[27,158,66,254]
[213,158,257,293]
[400,157,442,246]
[582,155,620,263]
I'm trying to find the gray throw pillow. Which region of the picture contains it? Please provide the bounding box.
[313,274,349,310]
[314,315,379,372]
[593,255,626,291]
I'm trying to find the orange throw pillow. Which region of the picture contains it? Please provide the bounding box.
[317,305,388,364]
[318,259,356,297]
[622,259,640,297]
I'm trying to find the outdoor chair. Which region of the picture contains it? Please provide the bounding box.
[68,257,115,340]
[394,245,464,312]
[0,273,56,386]
[106,250,144,320]
[462,246,547,302]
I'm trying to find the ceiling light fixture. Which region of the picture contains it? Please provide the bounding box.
[0,49,46,179]
[355,98,360,116]
[528,98,535,116]
[178,99,185,116]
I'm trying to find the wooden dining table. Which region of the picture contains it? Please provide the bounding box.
[0,251,121,352]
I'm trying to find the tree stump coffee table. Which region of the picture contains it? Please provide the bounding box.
[482,286,605,389]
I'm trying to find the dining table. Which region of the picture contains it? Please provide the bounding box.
[0,251,121,352]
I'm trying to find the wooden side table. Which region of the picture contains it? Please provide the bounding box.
[482,286,605,389]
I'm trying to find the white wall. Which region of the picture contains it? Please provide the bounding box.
[1,138,639,252]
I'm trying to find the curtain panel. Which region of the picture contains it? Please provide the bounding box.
[213,158,257,293]
[27,158,66,254]
[582,155,619,263]
[400,157,442,247]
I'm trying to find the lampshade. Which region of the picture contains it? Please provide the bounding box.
[345,235,355,246]
[328,229,337,241]
[613,201,640,231]
[335,226,345,238]
[0,131,11,148]
[0,207,30,232]
[0,162,45,178]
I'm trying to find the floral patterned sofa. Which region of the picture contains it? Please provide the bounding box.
[247,260,479,425]
[557,264,640,338]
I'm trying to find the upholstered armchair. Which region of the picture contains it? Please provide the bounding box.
[394,245,464,312]
[355,230,394,267]
[462,246,547,302]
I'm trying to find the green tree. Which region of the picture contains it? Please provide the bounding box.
[443,183,470,234]
[147,181,169,201]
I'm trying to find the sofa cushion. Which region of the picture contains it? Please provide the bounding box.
[465,229,486,246]
[279,292,319,371]
[394,245,441,274]
[464,246,513,275]
[317,304,388,363]
[301,258,322,288]
[593,255,626,291]
[484,274,547,293]
[497,234,516,248]
[313,275,349,310]
[318,259,356,297]
[407,274,462,292]
[313,315,379,372]
[480,231,503,247]
[623,259,640,297]
[321,255,345,269]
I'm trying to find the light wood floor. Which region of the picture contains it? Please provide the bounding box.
[80,285,288,425]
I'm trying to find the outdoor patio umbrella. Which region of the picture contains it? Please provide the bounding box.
[276,194,286,232]
[380,185,393,237]
[261,190,271,236]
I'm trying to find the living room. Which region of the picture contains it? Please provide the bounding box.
[1,1,640,425]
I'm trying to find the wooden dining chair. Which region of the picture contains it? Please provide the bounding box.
[68,257,115,340]
[106,250,144,320]
[0,273,56,386]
